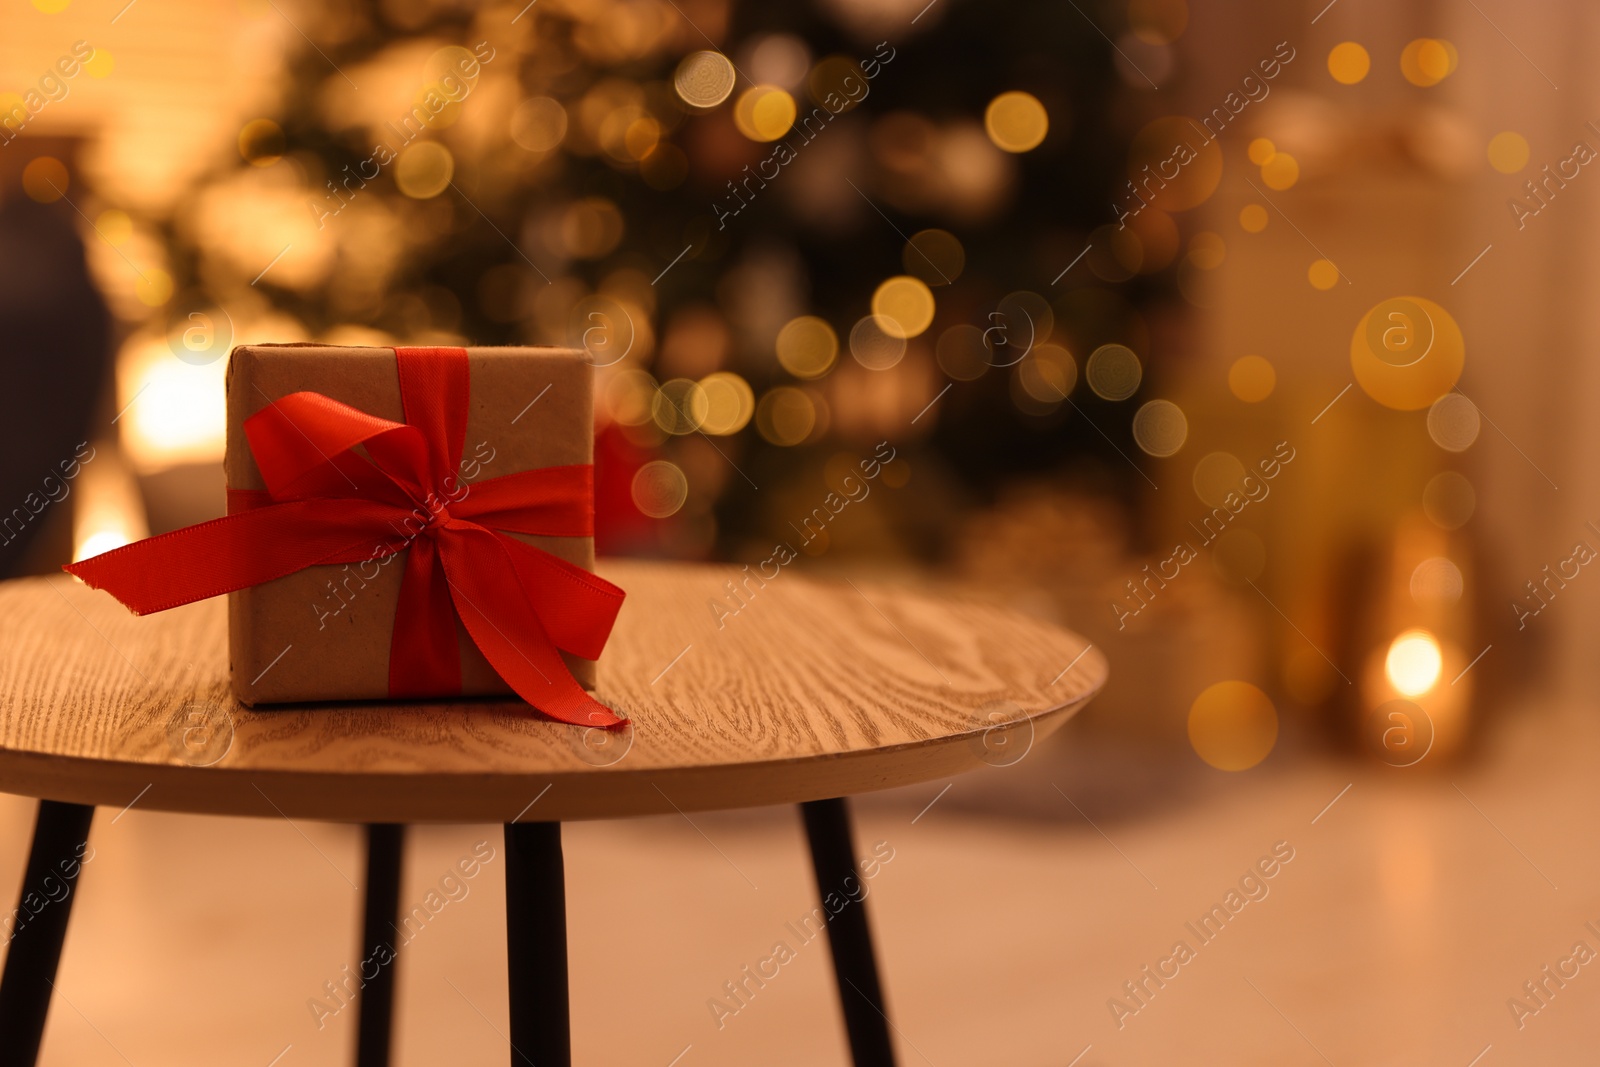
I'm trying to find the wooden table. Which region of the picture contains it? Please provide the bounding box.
[0,560,1105,1067]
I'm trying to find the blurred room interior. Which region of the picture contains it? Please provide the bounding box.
[1,0,1597,1062]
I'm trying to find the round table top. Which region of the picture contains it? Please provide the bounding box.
[0,561,1106,822]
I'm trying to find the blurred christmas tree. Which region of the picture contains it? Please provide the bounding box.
[165,0,1167,562]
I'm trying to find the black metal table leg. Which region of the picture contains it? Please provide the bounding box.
[0,799,95,1067]
[800,797,897,1067]
[504,820,568,1067]
[356,824,404,1067]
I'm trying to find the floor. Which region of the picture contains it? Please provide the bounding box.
[3,699,1594,1066]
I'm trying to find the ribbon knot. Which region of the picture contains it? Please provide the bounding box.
[65,346,626,728]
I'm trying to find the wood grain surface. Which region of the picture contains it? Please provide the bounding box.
[0,561,1106,823]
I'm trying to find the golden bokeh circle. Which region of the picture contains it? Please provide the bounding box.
[96,209,132,247]
[239,119,284,166]
[1351,296,1465,410]
[1015,343,1077,405]
[1308,258,1340,290]
[136,267,174,307]
[755,387,817,445]
[935,324,989,382]
[22,157,69,203]
[1411,557,1463,607]
[776,316,839,379]
[84,47,113,78]
[674,51,736,108]
[1247,137,1276,165]
[733,86,797,141]
[1228,355,1276,402]
[1328,42,1371,84]
[631,460,688,518]
[870,276,936,339]
[651,378,710,435]
[697,372,755,435]
[984,91,1049,153]
[1188,681,1278,771]
[1132,399,1187,456]
[849,315,908,370]
[395,142,454,198]
[1086,344,1141,400]
[1239,204,1268,233]
[1487,131,1529,174]
[1128,116,1222,212]
[1401,38,1456,87]
[1261,152,1300,190]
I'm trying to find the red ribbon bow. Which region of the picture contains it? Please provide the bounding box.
[66,346,626,728]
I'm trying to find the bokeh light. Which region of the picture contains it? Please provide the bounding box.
[632,460,689,518]
[1015,343,1077,405]
[1426,393,1481,451]
[1385,630,1443,697]
[870,276,936,339]
[1188,681,1278,771]
[849,315,909,369]
[1239,203,1269,233]
[1351,296,1465,410]
[652,378,710,435]
[395,142,453,198]
[697,372,755,435]
[1328,42,1371,84]
[84,47,113,78]
[1247,137,1276,165]
[511,97,569,152]
[733,85,797,141]
[95,209,132,246]
[1487,131,1529,174]
[1086,344,1141,400]
[984,91,1049,153]
[674,51,737,108]
[1192,451,1246,507]
[756,387,817,445]
[776,316,839,379]
[1132,399,1187,456]
[1260,152,1300,190]
[1411,557,1464,607]
[1228,355,1276,402]
[1308,259,1340,290]
[1401,38,1457,87]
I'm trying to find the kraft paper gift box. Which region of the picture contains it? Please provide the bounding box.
[224,344,599,705]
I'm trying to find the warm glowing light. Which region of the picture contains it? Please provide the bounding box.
[75,531,129,561]
[1385,630,1443,697]
[776,316,838,379]
[95,209,133,247]
[1327,42,1371,84]
[1487,131,1529,174]
[1401,38,1456,87]
[1427,393,1480,451]
[848,315,907,370]
[1247,137,1276,165]
[733,86,797,141]
[72,450,149,564]
[697,372,755,435]
[1085,344,1141,400]
[395,142,454,198]
[870,276,936,339]
[984,91,1049,153]
[756,387,817,445]
[903,229,965,285]
[1260,152,1300,190]
[136,268,174,307]
[1308,258,1340,290]
[651,378,709,435]
[1228,355,1275,402]
[1188,681,1278,771]
[1351,295,1465,411]
[511,97,568,152]
[1132,398,1187,456]
[1239,203,1269,233]
[84,47,114,78]
[674,51,737,108]
[631,461,688,518]
[119,337,228,472]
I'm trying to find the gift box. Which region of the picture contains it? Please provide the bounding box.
[70,344,626,727]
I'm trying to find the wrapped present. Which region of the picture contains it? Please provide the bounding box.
[67,344,626,728]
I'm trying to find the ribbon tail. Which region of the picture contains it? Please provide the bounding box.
[437,527,624,728]
[64,499,404,615]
